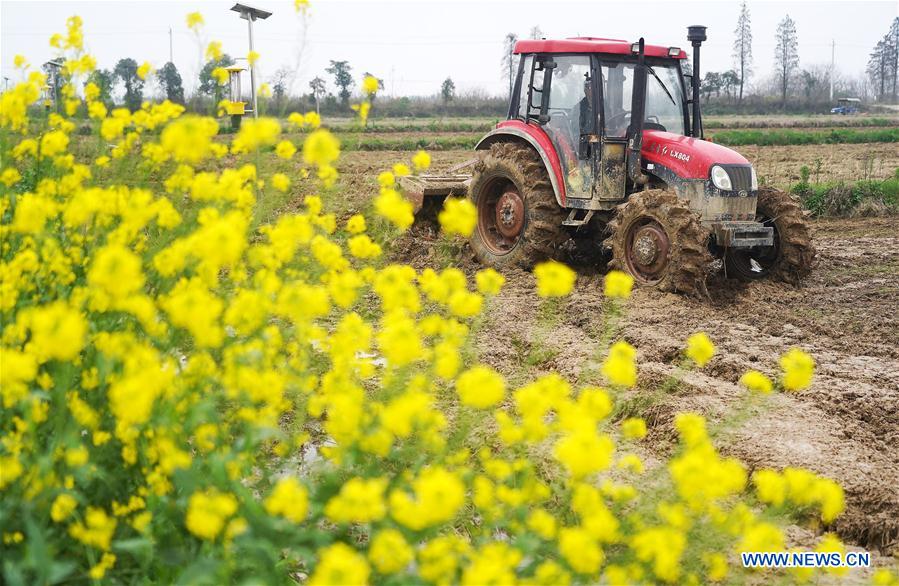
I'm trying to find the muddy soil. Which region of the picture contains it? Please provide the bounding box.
[395,215,899,555]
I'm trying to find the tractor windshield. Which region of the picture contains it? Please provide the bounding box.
[645,63,686,135]
[600,59,686,137]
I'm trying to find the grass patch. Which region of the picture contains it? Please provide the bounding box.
[710,127,899,146]
[704,116,898,129]
[793,168,899,217]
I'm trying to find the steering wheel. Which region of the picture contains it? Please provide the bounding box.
[605,110,630,135]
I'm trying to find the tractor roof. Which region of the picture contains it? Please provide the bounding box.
[514,37,687,59]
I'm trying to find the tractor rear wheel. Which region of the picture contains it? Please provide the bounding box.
[725,187,816,283]
[605,189,712,296]
[468,142,566,269]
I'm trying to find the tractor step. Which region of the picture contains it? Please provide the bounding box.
[562,209,594,227]
[399,159,476,213]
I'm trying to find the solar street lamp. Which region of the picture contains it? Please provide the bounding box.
[230,3,272,119]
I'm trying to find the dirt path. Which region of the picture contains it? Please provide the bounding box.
[398,216,899,554]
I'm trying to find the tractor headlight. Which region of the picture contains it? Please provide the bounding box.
[710,165,732,190]
[750,166,758,190]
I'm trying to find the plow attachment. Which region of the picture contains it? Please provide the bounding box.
[399,159,476,220]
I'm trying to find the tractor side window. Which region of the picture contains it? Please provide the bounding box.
[546,56,593,141]
[600,61,635,138]
[517,55,534,119]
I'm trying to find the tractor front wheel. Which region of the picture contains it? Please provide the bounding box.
[605,189,713,296]
[725,187,816,283]
[468,142,566,269]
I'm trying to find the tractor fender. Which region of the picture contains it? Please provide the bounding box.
[475,121,567,207]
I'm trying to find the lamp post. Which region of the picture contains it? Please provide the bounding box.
[230,3,272,119]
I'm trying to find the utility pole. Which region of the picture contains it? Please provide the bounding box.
[230,3,272,119]
[829,39,835,102]
[169,26,174,64]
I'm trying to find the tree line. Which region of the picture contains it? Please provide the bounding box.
[699,6,898,109]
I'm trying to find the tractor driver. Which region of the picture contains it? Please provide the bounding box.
[567,76,595,146]
[561,76,594,197]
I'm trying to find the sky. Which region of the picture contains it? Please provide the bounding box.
[1,0,895,98]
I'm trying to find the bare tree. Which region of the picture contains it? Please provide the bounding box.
[774,15,799,106]
[799,65,829,102]
[529,26,543,40]
[501,33,519,101]
[270,67,291,111]
[732,1,753,103]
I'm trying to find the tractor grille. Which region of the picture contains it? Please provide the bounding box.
[722,165,754,192]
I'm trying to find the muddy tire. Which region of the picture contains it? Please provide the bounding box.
[604,189,713,296]
[468,142,566,269]
[725,187,816,283]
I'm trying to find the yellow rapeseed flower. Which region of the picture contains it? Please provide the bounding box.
[362,75,380,95]
[302,129,340,166]
[412,150,431,171]
[780,348,814,391]
[604,269,634,298]
[438,197,477,237]
[247,51,260,66]
[368,528,413,574]
[621,417,647,439]
[602,340,637,387]
[205,41,223,62]
[1,168,22,187]
[533,260,576,298]
[264,477,308,522]
[309,543,371,586]
[271,173,290,193]
[211,67,229,85]
[136,62,153,81]
[558,527,603,574]
[324,477,388,523]
[186,12,204,31]
[475,268,505,296]
[51,494,78,522]
[686,332,715,366]
[740,370,773,394]
[185,489,238,541]
[346,214,366,234]
[374,188,414,230]
[456,365,505,409]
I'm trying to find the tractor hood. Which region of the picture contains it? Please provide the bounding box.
[640,130,750,180]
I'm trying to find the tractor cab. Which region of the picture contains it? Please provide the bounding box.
[510,36,694,208]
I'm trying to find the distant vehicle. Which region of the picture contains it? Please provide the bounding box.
[831,97,861,115]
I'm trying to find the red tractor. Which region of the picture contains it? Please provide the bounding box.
[405,27,815,295]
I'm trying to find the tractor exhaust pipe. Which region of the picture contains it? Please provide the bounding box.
[687,25,706,138]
